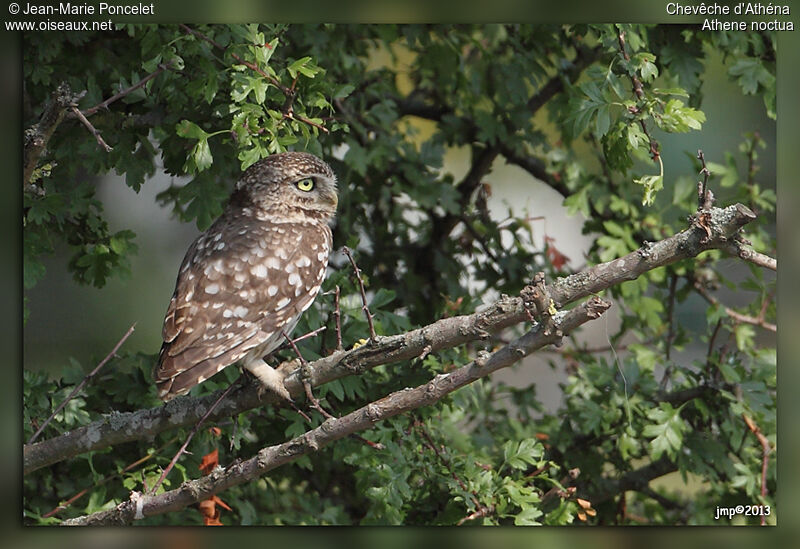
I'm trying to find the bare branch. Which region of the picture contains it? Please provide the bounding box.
[61,297,611,525]
[69,105,113,152]
[274,325,326,352]
[78,64,169,118]
[343,246,377,342]
[659,273,679,389]
[149,383,237,496]
[333,285,343,350]
[23,202,762,475]
[742,412,773,526]
[27,324,135,445]
[693,280,776,332]
[281,330,335,420]
[696,149,714,210]
[616,26,659,163]
[722,241,776,272]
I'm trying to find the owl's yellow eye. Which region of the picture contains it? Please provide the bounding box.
[295,178,315,192]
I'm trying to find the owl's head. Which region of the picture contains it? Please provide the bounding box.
[233,152,338,220]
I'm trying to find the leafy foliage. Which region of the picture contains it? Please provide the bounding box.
[23,24,775,525]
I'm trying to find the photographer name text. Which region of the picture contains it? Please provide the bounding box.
[20,2,154,15]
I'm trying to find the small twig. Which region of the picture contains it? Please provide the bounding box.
[696,150,714,210]
[693,280,776,332]
[456,505,496,526]
[541,468,581,506]
[287,401,313,424]
[745,133,759,187]
[179,23,328,135]
[284,111,330,134]
[27,324,135,445]
[229,415,239,452]
[281,331,335,420]
[616,26,659,163]
[342,246,377,343]
[460,215,501,264]
[722,241,776,272]
[705,318,723,372]
[149,383,237,495]
[539,342,632,355]
[79,64,169,118]
[280,331,381,448]
[759,287,775,320]
[414,419,492,525]
[742,413,772,526]
[70,105,112,152]
[42,435,179,518]
[659,273,679,389]
[275,325,326,352]
[333,285,343,350]
[179,24,286,92]
[664,273,678,361]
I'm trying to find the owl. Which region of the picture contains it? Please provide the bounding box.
[154,152,337,402]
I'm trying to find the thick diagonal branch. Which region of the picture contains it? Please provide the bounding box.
[24,83,75,187]
[23,202,760,475]
[61,297,610,525]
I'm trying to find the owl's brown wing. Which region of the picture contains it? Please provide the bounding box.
[155,218,331,401]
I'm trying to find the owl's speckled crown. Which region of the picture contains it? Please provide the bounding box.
[237,151,337,191]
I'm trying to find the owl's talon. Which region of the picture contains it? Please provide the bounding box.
[245,359,292,402]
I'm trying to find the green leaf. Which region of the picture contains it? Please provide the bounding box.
[564,186,590,218]
[657,99,705,133]
[191,139,213,172]
[176,120,209,140]
[502,439,543,470]
[24,256,46,290]
[643,402,688,460]
[660,43,703,95]
[514,506,543,526]
[630,343,658,371]
[369,288,397,309]
[652,87,689,97]
[734,324,755,352]
[633,52,658,82]
[333,83,355,99]
[595,104,611,137]
[633,174,663,206]
[288,56,314,78]
[729,58,774,96]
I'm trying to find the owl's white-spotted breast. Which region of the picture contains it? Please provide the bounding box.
[154,152,337,401]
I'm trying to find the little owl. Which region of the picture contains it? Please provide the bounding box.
[154,151,337,401]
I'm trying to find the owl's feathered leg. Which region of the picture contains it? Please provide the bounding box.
[242,357,292,401]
